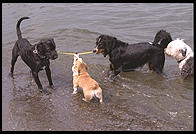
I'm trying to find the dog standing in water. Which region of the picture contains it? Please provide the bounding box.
[72,53,103,103]
[9,17,58,92]
[165,38,194,79]
[93,30,172,77]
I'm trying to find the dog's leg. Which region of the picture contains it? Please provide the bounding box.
[83,91,93,102]
[72,87,78,94]
[72,76,78,94]
[31,71,43,90]
[95,87,103,104]
[110,63,114,71]
[45,66,54,89]
[82,98,90,103]
[108,67,121,81]
[10,56,18,77]
[151,66,162,74]
[113,67,121,76]
[147,62,153,72]
[150,55,164,74]
[9,44,19,77]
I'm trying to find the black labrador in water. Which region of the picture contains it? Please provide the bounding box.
[93,30,172,77]
[9,17,58,92]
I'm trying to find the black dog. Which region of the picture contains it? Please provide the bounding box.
[9,17,58,92]
[93,30,172,77]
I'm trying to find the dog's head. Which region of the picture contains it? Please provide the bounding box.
[164,38,193,62]
[35,38,58,60]
[93,35,117,57]
[153,30,172,49]
[72,53,88,75]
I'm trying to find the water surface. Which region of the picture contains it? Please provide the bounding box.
[2,3,193,131]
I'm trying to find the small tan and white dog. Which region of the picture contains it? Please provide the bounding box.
[72,53,103,103]
[165,38,194,79]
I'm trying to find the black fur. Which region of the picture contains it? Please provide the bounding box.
[10,17,58,92]
[93,30,172,76]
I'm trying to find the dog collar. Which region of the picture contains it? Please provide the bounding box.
[33,45,46,59]
[177,59,183,64]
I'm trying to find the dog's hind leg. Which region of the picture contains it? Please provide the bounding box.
[147,62,153,71]
[95,87,103,104]
[149,61,162,74]
[83,91,93,103]
[10,44,19,77]
[10,57,18,77]
[149,54,165,74]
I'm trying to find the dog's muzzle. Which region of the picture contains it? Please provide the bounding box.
[52,54,58,60]
[93,47,98,53]
[51,51,58,60]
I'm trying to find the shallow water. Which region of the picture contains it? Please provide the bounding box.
[2,3,193,131]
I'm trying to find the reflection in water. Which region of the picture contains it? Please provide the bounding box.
[8,76,56,130]
[9,95,56,130]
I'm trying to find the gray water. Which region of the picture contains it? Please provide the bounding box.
[2,3,194,131]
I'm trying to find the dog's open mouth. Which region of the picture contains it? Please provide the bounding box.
[50,54,58,60]
[93,48,105,54]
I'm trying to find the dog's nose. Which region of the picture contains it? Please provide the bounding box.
[92,48,97,53]
[53,54,58,59]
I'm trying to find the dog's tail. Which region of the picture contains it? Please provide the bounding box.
[153,29,172,49]
[16,17,30,39]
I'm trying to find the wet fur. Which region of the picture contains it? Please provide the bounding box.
[93,30,172,76]
[9,17,58,92]
[165,38,194,79]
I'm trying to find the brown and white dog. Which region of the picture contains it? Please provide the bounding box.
[72,53,103,103]
[165,38,194,79]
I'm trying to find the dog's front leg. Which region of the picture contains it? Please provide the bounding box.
[72,76,78,94]
[109,66,121,81]
[110,63,114,71]
[32,71,43,90]
[113,63,122,76]
[72,87,78,94]
[45,66,54,89]
[114,68,121,76]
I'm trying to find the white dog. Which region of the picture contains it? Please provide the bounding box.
[165,38,194,79]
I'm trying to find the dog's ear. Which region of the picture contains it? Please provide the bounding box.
[36,42,44,52]
[40,38,55,47]
[180,48,187,57]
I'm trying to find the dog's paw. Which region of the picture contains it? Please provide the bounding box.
[82,98,89,103]
[72,91,78,94]
[108,74,118,82]
[40,89,47,94]
[48,85,55,90]
[40,89,52,95]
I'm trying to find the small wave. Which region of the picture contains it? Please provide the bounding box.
[72,28,100,35]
